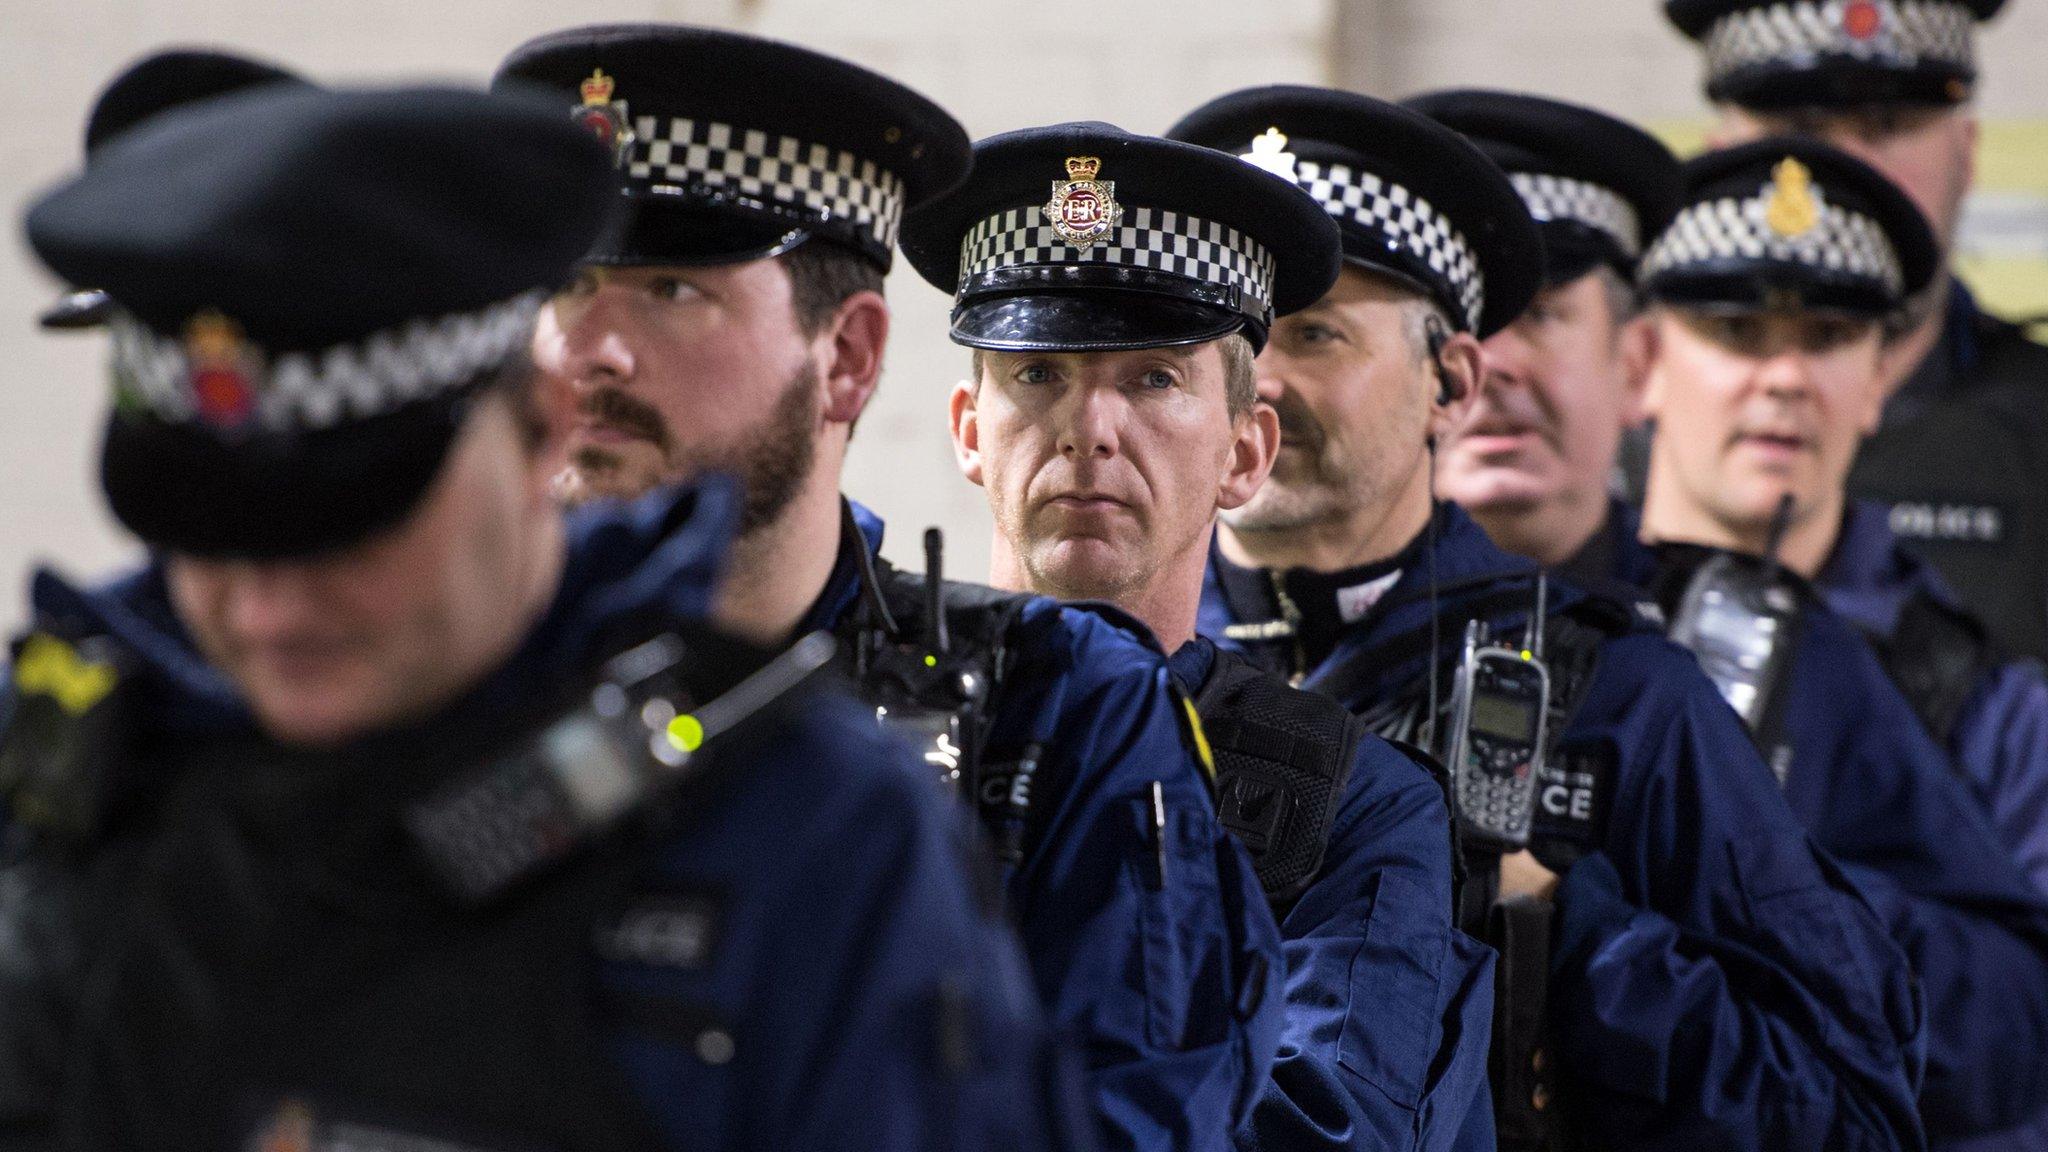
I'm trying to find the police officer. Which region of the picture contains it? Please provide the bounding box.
[496,27,1282,1151]
[35,46,312,331]
[1625,138,2048,1147]
[1421,92,2048,1148]
[1170,86,1926,1150]
[1665,0,2048,663]
[0,81,1071,1150]
[897,121,1496,1151]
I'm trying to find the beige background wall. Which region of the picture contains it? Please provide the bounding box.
[2,0,2042,632]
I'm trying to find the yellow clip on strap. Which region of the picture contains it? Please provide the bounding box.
[13,634,118,717]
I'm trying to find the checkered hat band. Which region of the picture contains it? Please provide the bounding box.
[958,205,1278,311]
[1704,1,1976,82]
[1639,192,1904,294]
[1293,161,1484,331]
[110,292,545,434]
[627,116,908,250]
[1509,172,1642,258]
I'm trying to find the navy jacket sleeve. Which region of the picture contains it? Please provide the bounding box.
[1953,660,2048,896]
[600,692,1079,1152]
[1002,604,1284,1152]
[1239,734,1493,1152]
[1546,634,1926,1152]
[1779,612,2048,1138]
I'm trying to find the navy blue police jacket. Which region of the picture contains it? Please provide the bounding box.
[1594,501,2048,1144]
[0,480,1079,1152]
[1201,503,1926,1152]
[1167,637,1497,1152]
[1819,498,2048,903]
[798,503,1284,1152]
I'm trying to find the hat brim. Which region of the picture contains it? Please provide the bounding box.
[37,289,115,330]
[586,197,811,267]
[101,392,470,560]
[950,292,1253,354]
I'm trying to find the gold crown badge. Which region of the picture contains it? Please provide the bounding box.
[1765,157,1820,239]
[580,69,616,107]
[1064,155,1102,181]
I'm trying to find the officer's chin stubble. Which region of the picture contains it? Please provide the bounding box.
[166,397,563,747]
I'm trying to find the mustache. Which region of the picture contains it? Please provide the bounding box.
[578,387,670,450]
[1268,392,1325,452]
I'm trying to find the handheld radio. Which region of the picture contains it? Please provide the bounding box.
[1444,574,1552,849]
[851,526,992,796]
[1667,495,1800,734]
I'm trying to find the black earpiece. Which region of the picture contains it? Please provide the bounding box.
[1424,314,1456,406]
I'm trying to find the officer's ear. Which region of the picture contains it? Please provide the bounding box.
[813,289,889,427]
[1619,312,1658,428]
[1424,328,1484,442]
[949,373,985,488]
[1633,309,1672,423]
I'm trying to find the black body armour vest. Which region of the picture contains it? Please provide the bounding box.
[1849,310,2048,663]
[0,624,790,1152]
[1194,648,1365,908]
[1863,588,2000,749]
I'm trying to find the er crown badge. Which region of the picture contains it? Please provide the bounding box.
[576,68,635,167]
[1044,155,1122,248]
[1764,157,1821,239]
[183,311,262,430]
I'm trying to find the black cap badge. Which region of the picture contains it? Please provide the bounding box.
[575,68,635,167]
[1044,155,1122,248]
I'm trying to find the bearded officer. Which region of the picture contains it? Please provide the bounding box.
[1170,86,1925,1151]
[1664,0,2048,664]
[897,120,1497,1152]
[0,80,1072,1151]
[497,26,1283,1151]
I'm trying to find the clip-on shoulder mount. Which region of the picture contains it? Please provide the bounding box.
[835,504,1036,842]
[1200,650,1363,906]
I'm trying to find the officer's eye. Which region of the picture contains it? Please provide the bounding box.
[1800,318,1872,354]
[1136,367,1179,391]
[1694,313,1771,355]
[560,270,600,299]
[1013,362,1058,385]
[647,276,697,302]
[1294,321,1341,346]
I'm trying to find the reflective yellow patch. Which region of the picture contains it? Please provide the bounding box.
[13,634,118,717]
[1174,687,1216,782]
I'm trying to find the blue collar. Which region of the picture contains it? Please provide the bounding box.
[796,498,886,636]
[1815,497,1961,636]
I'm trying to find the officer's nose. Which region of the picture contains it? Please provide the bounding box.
[546,290,638,392]
[1480,329,1531,395]
[1755,347,1815,402]
[1055,384,1121,460]
[221,562,328,643]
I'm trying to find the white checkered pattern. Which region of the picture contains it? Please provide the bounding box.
[628,115,907,252]
[1639,183,1904,295]
[1510,172,1643,258]
[109,291,545,434]
[1293,161,1484,332]
[1703,1,1976,82]
[959,204,1278,315]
